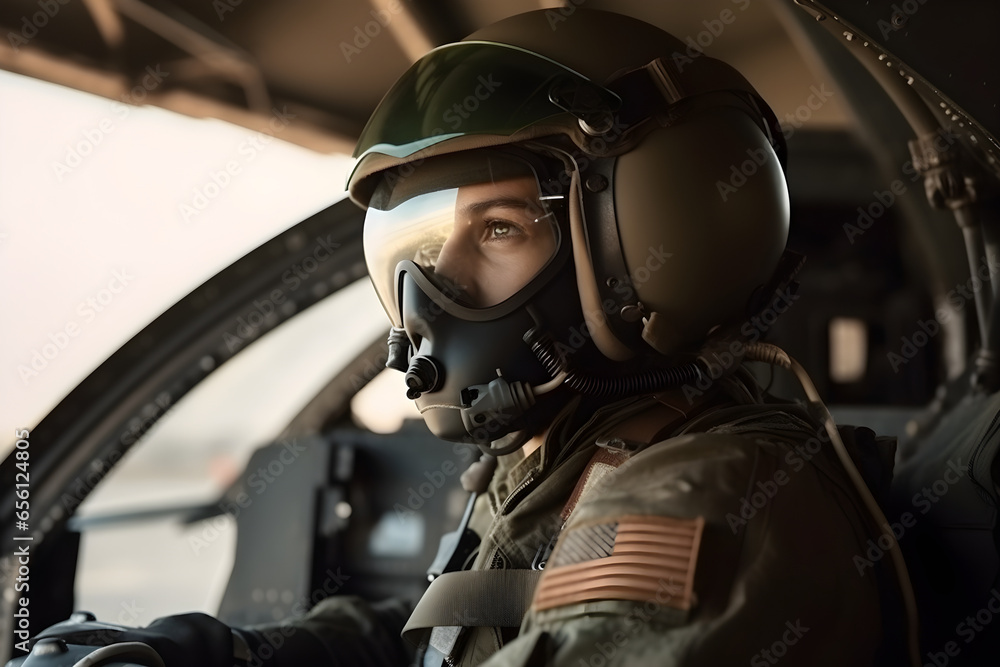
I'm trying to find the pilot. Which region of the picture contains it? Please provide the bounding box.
[27,8,910,667]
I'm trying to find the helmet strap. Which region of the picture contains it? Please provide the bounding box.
[566,164,635,361]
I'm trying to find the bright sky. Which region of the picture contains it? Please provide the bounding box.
[0,70,356,446]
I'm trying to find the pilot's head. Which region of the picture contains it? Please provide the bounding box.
[350,9,790,446]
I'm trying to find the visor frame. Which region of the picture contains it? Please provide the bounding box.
[363,149,572,329]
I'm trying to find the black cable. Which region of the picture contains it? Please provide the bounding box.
[526,329,703,397]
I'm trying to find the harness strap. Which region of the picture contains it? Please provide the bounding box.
[402,570,543,645]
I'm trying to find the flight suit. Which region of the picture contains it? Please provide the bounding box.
[245,377,899,666]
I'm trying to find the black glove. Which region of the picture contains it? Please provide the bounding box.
[31,612,236,667]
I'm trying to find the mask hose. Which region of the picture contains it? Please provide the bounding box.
[525,327,703,396]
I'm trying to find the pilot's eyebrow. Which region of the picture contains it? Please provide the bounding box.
[461,197,536,216]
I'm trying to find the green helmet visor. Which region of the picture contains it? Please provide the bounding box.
[351,41,621,165]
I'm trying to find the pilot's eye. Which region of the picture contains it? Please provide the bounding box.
[484,218,525,242]
[490,222,513,238]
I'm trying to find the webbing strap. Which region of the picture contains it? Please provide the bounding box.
[402,569,543,645]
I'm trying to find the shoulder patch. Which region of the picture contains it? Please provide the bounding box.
[532,515,704,612]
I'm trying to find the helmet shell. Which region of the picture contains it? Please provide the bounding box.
[352,8,790,361]
[612,105,788,353]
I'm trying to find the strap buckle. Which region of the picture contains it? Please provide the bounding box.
[531,530,560,571]
[594,435,643,453]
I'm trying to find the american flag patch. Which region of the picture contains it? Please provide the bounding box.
[532,515,704,612]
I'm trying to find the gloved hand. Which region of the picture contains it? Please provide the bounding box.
[30,612,238,667]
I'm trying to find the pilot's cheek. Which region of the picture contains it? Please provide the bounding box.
[434,247,479,302]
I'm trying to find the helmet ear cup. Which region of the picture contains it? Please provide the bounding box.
[610,105,789,355]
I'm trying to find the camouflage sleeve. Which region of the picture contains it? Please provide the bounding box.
[478,430,887,667]
[238,595,414,666]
